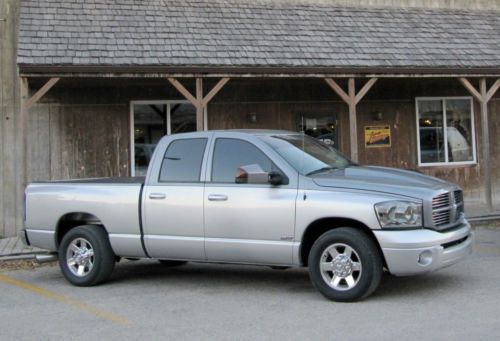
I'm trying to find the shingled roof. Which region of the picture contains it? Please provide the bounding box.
[17,0,500,74]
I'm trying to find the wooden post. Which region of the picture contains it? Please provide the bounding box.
[347,79,357,162]
[325,78,378,162]
[459,77,500,212]
[168,77,230,131]
[479,79,492,211]
[196,78,204,131]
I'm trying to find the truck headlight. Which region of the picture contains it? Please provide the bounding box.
[374,201,422,229]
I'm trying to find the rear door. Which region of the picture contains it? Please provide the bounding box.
[142,133,211,260]
[203,133,299,265]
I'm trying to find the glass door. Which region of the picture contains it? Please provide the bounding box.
[131,101,200,175]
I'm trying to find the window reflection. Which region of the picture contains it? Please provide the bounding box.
[418,98,474,164]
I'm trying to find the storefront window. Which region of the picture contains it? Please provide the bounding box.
[296,113,339,147]
[417,98,475,165]
[131,101,200,176]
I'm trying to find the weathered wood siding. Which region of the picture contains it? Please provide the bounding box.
[1,76,498,237]
[1,0,22,238]
[208,78,500,204]
[26,103,129,181]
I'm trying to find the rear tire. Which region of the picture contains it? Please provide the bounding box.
[59,225,115,286]
[308,227,382,302]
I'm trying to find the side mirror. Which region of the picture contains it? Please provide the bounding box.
[235,164,285,186]
[268,171,284,186]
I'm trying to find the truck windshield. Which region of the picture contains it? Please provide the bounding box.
[259,134,352,176]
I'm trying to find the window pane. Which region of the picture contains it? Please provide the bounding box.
[134,104,166,175]
[418,100,445,164]
[170,103,197,134]
[212,139,273,183]
[159,138,207,182]
[446,99,473,162]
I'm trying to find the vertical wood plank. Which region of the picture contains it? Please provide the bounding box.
[49,104,62,179]
[38,104,51,181]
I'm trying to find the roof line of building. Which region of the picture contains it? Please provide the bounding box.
[18,65,500,78]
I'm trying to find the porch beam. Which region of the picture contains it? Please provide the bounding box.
[167,78,199,107]
[201,78,230,107]
[324,78,350,104]
[355,78,378,105]
[459,77,500,212]
[324,77,378,162]
[458,78,482,102]
[168,77,230,131]
[485,79,500,102]
[23,77,60,110]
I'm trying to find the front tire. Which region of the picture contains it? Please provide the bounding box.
[59,225,115,286]
[308,228,382,302]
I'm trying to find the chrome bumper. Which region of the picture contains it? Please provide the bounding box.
[373,222,473,276]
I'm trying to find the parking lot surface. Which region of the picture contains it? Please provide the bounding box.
[1,226,499,340]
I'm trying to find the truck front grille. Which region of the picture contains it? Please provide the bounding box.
[431,190,464,230]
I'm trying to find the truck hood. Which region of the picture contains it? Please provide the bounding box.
[311,166,458,199]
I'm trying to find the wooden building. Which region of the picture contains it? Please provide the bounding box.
[1,0,499,237]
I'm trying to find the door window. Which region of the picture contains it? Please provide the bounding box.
[159,138,207,182]
[211,139,274,183]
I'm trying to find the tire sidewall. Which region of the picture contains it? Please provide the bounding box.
[59,225,114,286]
[308,228,382,302]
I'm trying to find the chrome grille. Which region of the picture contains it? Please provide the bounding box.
[431,190,464,229]
[454,190,463,204]
[432,193,450,210]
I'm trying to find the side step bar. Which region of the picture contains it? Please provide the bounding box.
[35,253,58,264]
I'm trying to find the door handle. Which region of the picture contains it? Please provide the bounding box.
[208,194,228,201]
[149,193,166,200]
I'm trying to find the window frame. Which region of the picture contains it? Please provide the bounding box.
[129,100,208,176]
[209,137,285,185]
[415,96,476,167]
[158,137,208,183]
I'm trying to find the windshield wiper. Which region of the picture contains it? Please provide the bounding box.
[306,166,338,176]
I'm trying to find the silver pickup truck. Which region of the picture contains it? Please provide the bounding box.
[21,130,473,301]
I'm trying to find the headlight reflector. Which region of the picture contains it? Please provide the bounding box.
[374,201,422,228]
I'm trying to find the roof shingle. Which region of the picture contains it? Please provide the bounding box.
[17,0,500,72]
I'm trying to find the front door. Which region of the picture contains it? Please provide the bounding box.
[203,134,298,265]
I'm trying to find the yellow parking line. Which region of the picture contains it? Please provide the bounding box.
[0,274,131,326]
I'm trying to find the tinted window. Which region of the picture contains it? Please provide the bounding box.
[159,138,207,182]
[212,139,274,183]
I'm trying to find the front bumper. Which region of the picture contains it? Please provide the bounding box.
[373,222,473,276]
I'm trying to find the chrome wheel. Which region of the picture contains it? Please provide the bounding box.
[319,243,362,291]
[66,237,95,277]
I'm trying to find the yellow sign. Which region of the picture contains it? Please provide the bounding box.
[365,126,391,148]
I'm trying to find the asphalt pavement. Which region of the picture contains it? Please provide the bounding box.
[1,226,499,340]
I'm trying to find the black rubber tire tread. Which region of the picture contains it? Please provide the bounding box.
[58,225,116,286]
[308,227,383,302]
[158,260,188,266]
